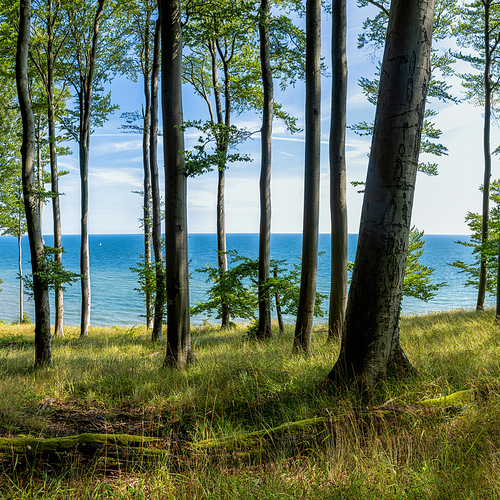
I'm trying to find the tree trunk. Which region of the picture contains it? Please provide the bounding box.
[79,0,105,338]
[47,0,64,337]
[18,226,24,323]
[327,0,435,392]
[16,0,52,367]
[478,2,491,312]
[160,0,194,368]
[274,267,285,335]
[142,10,153,331]
[36,114,43,237]
[328,0,348,340]
[150,19,165,342]
[257,0,273,339]
[217,166,230,329]
[293,0,321,355]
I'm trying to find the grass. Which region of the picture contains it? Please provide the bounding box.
[0,309,499,498]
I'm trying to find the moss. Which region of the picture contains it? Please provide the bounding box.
[416,389,475,407]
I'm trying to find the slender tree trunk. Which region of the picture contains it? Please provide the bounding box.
[160,0,194,368]
[293,0,321,355]
[47,0,64,337]
[36,114,43,236]
[142,10,153,331]
[274,267,285,335]
[79,0,105,338]
[217,165,230,329]
[257,0,273,339]
[16,0,52,367]
[18,225,23,323]
[478,2,491,311]
[150,18,165,342]
[328,0,348,340]
[327,0,435,392]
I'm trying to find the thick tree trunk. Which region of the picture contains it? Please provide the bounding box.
[327,0,435,392]
[142,11,153,331]
[329,0,348,340]
[79,0,105,338]
[16,0,52,367]
[47,0,64,337]
[257,0,273,339]
[160,0,194,368]
[478,2,491,312]
[150,19,165,342]
[293,0,321,355]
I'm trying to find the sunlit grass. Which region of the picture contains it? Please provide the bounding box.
[0,309,500,498]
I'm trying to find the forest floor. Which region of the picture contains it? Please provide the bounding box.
[0,309,499,499]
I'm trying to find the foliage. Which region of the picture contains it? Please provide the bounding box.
[24,246,81,298]
[348,226,446,302]
[130,257,165,319]
[182,120,253,177]
[352,0,458,176]
[449,180,500,295]
[191,250,327,321]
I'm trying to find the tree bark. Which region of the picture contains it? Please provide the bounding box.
[142,9,153,331]
[150,18,165,342]
[293,0,321,355]
[79,0,105,338]
[478,1,491,312]
[47,0,64,337]
[160,0,194,368]
[274,267,285,335]
[328,0,348,340]
[257,0,273,339]
[327,0,435,392]
[18,223,24,323]
[16,0,52,367]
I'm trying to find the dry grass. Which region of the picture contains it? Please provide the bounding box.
[0,309,499,499]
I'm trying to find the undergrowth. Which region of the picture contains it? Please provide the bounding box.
[0,309,499,499]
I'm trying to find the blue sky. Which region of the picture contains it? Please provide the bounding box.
[40,2,500,236]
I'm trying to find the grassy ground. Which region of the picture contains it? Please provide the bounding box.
[0,309,499,499]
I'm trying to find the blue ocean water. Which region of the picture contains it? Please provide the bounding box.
[0,233,489,326]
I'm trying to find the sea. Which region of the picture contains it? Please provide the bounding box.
[0,233,491,327]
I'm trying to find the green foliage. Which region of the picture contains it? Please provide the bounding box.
[24,246,81,298]
[130,257,165,319]
[182,121,253,177]
[347,227,446,302]
[191,251,327,322]
[403,228,447,302]
[449,180,500,295]
[11,312,31,325]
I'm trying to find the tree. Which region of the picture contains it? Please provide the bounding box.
[327,0,435,391]
[450,180,500,306]
[329,0,348,339]
[182,0,304,329]
[293,0,321,355]
[61,0,122,337]
[257,0,273,339]
[16,0,53,367]
[149,18,166,341]
[160,0,194,367]
[454,0,500,311]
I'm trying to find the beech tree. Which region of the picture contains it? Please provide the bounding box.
[160,0,194,367]
[61,0,122,337]
[16,0,53,367]
[257,0,273,339]
[182,0,304,329]
[293,0,321,355]
[327,0,435,391]
[329,0,348,339]
[454,0,500,311]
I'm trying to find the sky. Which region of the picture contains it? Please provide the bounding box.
[39,2,500,236]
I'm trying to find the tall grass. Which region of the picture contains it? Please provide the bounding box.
[0,309,499,498]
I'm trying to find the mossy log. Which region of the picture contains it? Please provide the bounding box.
[0,390,474,465]
[0,432,167,465]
